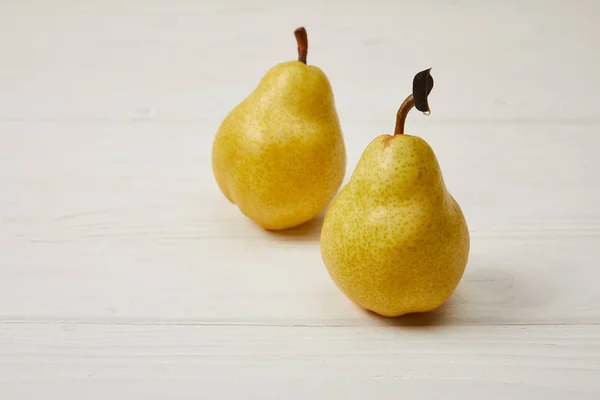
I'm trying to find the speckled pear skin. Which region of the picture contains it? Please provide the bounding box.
[212,60,346,230]
[320,133,469,317]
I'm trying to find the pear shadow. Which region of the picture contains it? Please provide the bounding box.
[262,213,325,242]
[362,300,455,328]
[359,260,559,328]
[450,261,558,324]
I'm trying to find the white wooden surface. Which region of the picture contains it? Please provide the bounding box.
[1,1,599,398]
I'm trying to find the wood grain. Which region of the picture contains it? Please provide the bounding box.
[0,324,599,399]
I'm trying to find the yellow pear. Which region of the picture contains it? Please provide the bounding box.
[212,27,346,230]
[320,69,469,317]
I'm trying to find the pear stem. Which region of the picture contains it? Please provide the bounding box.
[294,27,308,64]
[394,94,414,135]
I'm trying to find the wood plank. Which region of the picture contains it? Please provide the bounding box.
[0,122,598,325]
[0,324,598,399]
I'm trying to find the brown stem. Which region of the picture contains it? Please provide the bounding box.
[294,27,308,64]
[394,94,414,135]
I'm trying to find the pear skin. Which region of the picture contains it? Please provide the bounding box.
[212,27,346,230]
[320,69,469,317]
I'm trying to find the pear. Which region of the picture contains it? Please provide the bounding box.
[212,27,346,230]
[320,69,469,317]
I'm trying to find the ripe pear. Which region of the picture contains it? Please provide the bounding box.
[320,69,469,317]
[212,27,346,230]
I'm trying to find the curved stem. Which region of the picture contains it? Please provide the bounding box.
[294,27,308,64]
[394,94,414,135]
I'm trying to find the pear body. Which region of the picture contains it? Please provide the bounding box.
[212,61,346,230]
[320,134,469,317]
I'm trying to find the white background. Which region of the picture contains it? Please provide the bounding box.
[1,0,599,398]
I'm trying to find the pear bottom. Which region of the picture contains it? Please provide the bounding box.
[229,193,327,231]
[321,211,469,317]
[320,187,469,317]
